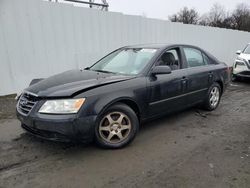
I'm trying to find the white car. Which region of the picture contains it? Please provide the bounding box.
[232,43,250,81]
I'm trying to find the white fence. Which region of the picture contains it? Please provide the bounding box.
[1,0,250,96]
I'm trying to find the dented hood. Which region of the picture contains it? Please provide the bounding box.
[26,70,135,97]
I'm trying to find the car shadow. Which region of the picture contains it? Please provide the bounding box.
[232,77,250,84]
[0,105,213,173]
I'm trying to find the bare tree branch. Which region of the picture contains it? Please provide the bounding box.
[169,7,199,24]
[170,3,250,32]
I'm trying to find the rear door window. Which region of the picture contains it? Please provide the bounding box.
[184,48,206,67]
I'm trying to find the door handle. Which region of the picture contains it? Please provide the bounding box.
[208,72,213,83]
[181,76,188,92]
[181,77,188,84]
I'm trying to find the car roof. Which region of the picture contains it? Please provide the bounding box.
[124,43,201,50]
[124,43,219,63]
[125,43,168,49]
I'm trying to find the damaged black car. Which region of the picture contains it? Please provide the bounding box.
[16,44,230,148]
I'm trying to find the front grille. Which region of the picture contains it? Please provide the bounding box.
[246,60,250,69]
[239,71,250,76]
[18,92,38,115]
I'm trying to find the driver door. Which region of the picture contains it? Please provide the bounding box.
[147,48,189,117]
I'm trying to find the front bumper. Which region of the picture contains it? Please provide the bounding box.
[234,70,250,78]
[233,59,250,77]
[16,110,97,143]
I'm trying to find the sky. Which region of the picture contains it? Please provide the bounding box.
[107,0,250,20]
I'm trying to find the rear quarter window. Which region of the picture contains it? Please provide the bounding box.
[202,53,211,65]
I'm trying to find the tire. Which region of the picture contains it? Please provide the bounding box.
[95,103,139,149]
[231,74,240,82]
[203,82,221,111]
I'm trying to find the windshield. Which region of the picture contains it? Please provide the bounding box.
[243,44,250,54]
[90,48,157,75]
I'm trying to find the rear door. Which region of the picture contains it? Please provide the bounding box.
[182,47,214,105]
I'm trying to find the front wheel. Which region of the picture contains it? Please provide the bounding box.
[95,103,139,149]
[203,83,221,111]
[231,74,240,82]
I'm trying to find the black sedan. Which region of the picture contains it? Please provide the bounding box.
[16,44,230,148]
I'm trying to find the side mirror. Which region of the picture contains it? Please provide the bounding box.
[236,50,241,55]
[151,66,172,75]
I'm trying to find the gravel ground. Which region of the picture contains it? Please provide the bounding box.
[0,95,17,120]
[0,81,250,188]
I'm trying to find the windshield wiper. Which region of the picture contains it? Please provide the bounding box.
[92,69,116,74]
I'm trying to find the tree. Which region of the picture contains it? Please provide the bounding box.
[169,7,199,24]
[207,3,226,27]
[231,3,250,31]
[221,15,235,29]
[169,3,250,32]
[198,14,209,26]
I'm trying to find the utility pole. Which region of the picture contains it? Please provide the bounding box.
[102,0,108,11]
[89,0,93,8]
[64,0,109,11]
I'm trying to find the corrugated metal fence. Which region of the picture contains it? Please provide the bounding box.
[1,0,250,96]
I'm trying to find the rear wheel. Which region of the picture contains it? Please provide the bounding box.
[95,103,139,149]
[203,83,221,111]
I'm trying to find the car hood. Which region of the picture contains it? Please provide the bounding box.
[239,53,250,60]
[25,70,136,97]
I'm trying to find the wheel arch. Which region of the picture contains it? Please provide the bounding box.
[98,97,141,122]
[214,80,224,94]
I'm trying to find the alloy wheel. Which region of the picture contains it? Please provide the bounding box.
[99,112,131,144]
[209,86,220,108]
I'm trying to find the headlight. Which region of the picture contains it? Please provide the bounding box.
[39,98,85,114]
[236,56,247,63]
[235,57,247,67]
[15,91,22,100]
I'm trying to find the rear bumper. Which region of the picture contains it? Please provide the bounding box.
[16,110,97,143]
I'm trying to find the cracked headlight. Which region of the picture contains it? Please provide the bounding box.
[39,98,85,114]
